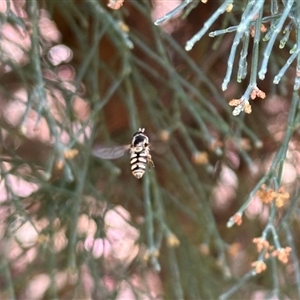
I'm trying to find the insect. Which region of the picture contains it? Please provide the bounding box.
[93,128,154,179]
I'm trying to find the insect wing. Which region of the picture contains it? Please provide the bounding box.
[92,145,130,160]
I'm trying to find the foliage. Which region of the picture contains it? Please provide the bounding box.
[0,0,300,299]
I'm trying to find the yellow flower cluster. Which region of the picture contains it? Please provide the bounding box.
[257,185,290,207]
[229,99,252,115]
[232,213,243,226]
[192,151,209,165]
[227,212,243,228]
[253,237,271,253]
[107,0,124,10]
[63,148,79,159]
[226,3,233,12]
[143,248,160,262]
[250,87,266,100]
[251,260,267,274]
[250,24,268,37]
[158,129,170,142]
[229,87,266,115]
[252,237,292,273]
[167,233,180,247]
[272,247,292,264]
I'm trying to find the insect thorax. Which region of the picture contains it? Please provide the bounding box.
[132,134,149,147]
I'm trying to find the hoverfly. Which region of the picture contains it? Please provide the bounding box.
[93,128,154,179]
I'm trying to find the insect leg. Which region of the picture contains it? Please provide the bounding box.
[147,153,154,168]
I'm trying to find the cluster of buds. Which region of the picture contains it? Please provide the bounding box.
[250,87,266,100]
[229,99,252,116]
[118,21,130,33]
[226,3,233,12]
[55,148,79,170]
[250,24,267,37]
[192,151,209,165]
[252,237,292,273]
[237,137,252,151]
[208,139,223,152]
[143,248,160,262]
[257,184,290,207]
[229,87,266,116]
[274,187,290,208]
[166,232,180,247]
[226,212,243,228]
[251,260,267,274]
[272,247,292,264]
[232,213,243,226]
[107,0,124,10]
[158,129,170,142]
[63,148,79,159]
[253,237,271,253]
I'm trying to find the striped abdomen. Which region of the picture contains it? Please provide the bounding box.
[130,149,149,179]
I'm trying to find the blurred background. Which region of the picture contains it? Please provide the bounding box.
[0,0,300,299]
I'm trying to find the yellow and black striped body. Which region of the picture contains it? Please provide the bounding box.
[130,128,153,179]
[93,128,153,179]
